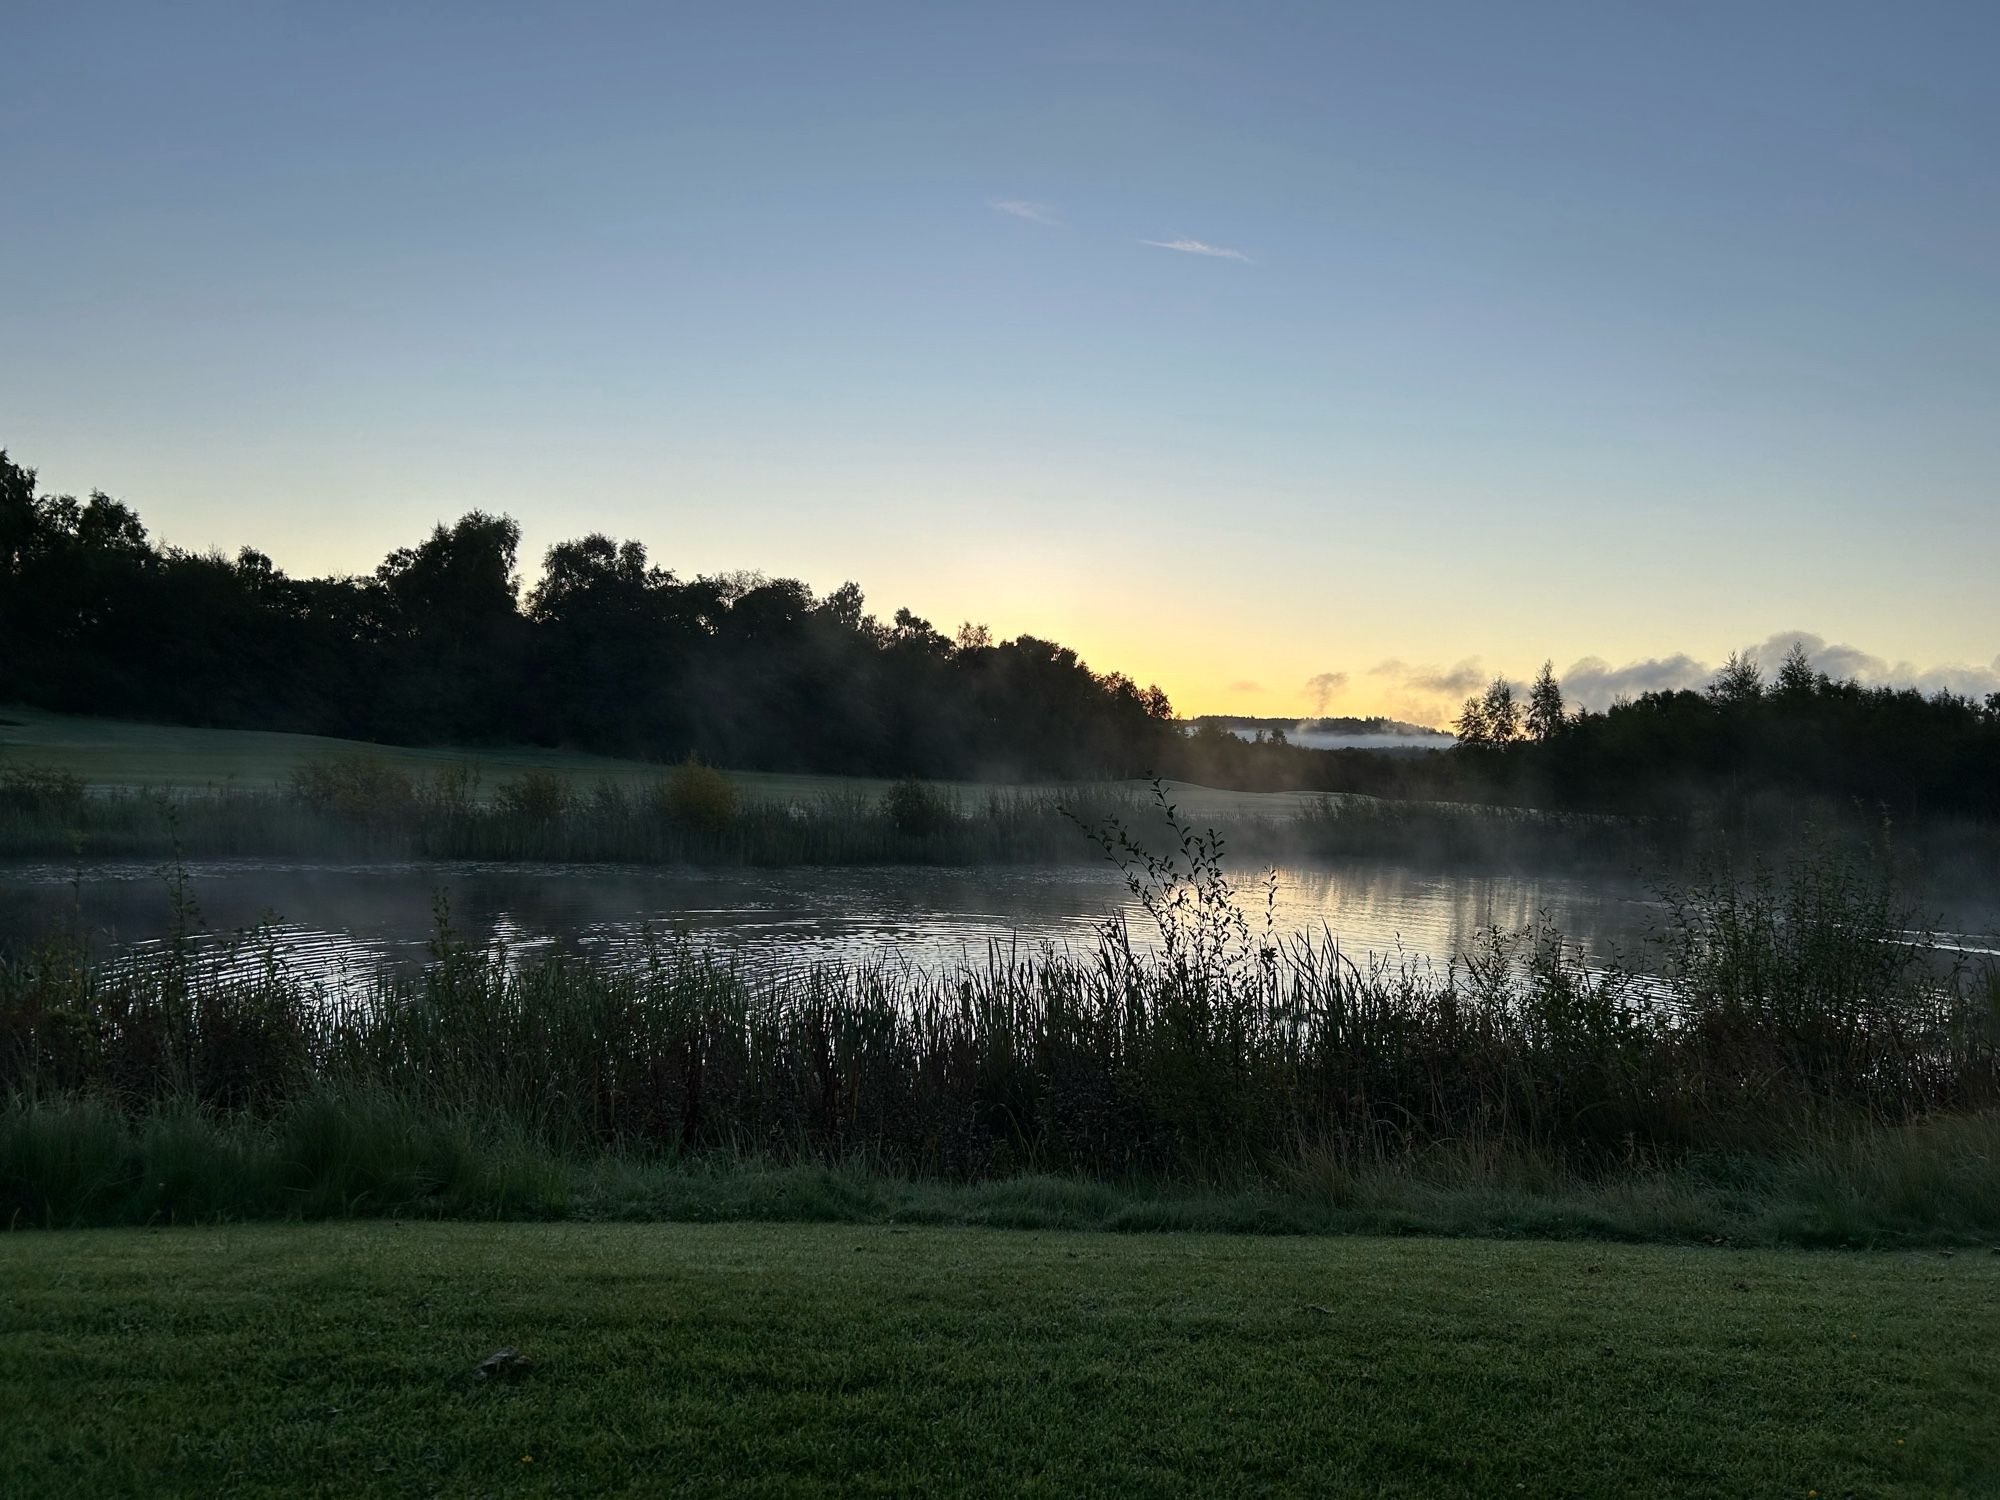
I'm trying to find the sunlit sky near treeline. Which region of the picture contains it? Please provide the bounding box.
[4,3,1997,725]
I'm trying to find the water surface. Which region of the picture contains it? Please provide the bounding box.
[3,857,1990,992]
[1,857,1662,983]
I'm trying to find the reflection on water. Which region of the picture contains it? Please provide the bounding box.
[2,857,1993,995]
[0,857,1677,989]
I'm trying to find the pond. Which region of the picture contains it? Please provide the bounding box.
[2,856,1991,992]
[0,856,1666,976]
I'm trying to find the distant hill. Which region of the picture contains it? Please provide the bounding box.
[1186,715,1454,752]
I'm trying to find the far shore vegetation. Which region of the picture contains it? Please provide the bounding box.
[0,745,1656,871]
[4,707,1992,877]
[4,444,1998,842]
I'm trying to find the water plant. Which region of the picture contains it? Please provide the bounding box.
[2,829,1991,1232]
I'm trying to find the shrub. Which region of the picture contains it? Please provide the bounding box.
[0,764,86,814]
[883,776,953,837]
[655,756,740,832]
[422,762,482,818]
[494,768,570,822]
[286,755,415,822]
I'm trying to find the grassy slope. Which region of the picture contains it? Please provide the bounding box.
[3,1222,1993,1498]
[0,703,1339,817]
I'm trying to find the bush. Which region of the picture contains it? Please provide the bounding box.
[883,776,953,837]
[494,768,570,822]
[0,764,86,815]
[285,755,415,822]
[421,762,482,818]
[655,756,740,832]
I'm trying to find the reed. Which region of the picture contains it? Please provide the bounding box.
[0,762,1176,865]
[0,754,1677,868]
[3,816,1993,1234]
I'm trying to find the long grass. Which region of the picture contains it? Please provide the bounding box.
[8,1092,2000,1246]
[0,756,1664,868]
[3,813,1995,1236]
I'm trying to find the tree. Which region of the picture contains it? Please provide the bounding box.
[75,492,150,554]
[526,534,656,626]
[1481,676,1520,744]
[375,511,522,640]
[0,450,45,571]
[1454,694,1490,747]
[819,581,868,632]
[1526,660,1565,743]
[1774,641,1819,699]
[1707,650,1762,704]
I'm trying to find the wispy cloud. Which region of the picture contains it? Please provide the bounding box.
[1141,237,1252,262]
[1302,671,1348,714]
[1368,658,1497,727]
[990,199,1063,226]
[1370,659,1488,697]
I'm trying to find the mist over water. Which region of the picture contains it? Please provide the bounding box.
[7,856,1993,998]
[1216,726,1453,752]
[2,857,1669,989]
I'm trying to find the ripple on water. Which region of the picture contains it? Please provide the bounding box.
[4,856,1993,1000]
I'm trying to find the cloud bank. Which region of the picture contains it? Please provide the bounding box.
[1557,654,1710,705]
[1738,632,2000,701]
[1368,635,2000,726]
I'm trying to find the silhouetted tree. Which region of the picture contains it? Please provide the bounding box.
[1707,651,1763,704]
[1774,640,1819,699]
[1480,676,1520,744]
[1454,695,1490,747]
[1526,661,1564,743]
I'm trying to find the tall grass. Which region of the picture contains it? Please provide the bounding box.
[0,761,1687,876]
[3,802,1994,1235]
[0,760,1189,865]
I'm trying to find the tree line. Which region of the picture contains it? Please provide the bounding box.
[4,443,1996,823]
[0,448,1173,778]
[1438,647,2000,825]
[1173,648,2000,828]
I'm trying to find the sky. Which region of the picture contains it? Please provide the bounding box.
[4,1,1996,724]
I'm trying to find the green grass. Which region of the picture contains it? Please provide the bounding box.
[0,702,760,796]
[9,1092,2000,1249]
[0,702,1343,817]
[2,1221,1992,1498]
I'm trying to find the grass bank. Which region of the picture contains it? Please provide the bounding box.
[0,703,1327,813]
[8,1093,2000,1248]
[4,1221,1994,1497]
[0,776,1641,868]
[1,703,1653,868]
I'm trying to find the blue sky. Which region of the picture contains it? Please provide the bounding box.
[4,2,1996,719]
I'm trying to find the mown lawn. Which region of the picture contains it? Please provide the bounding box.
[0,704,710,794]
[2,1223,1992,1498]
